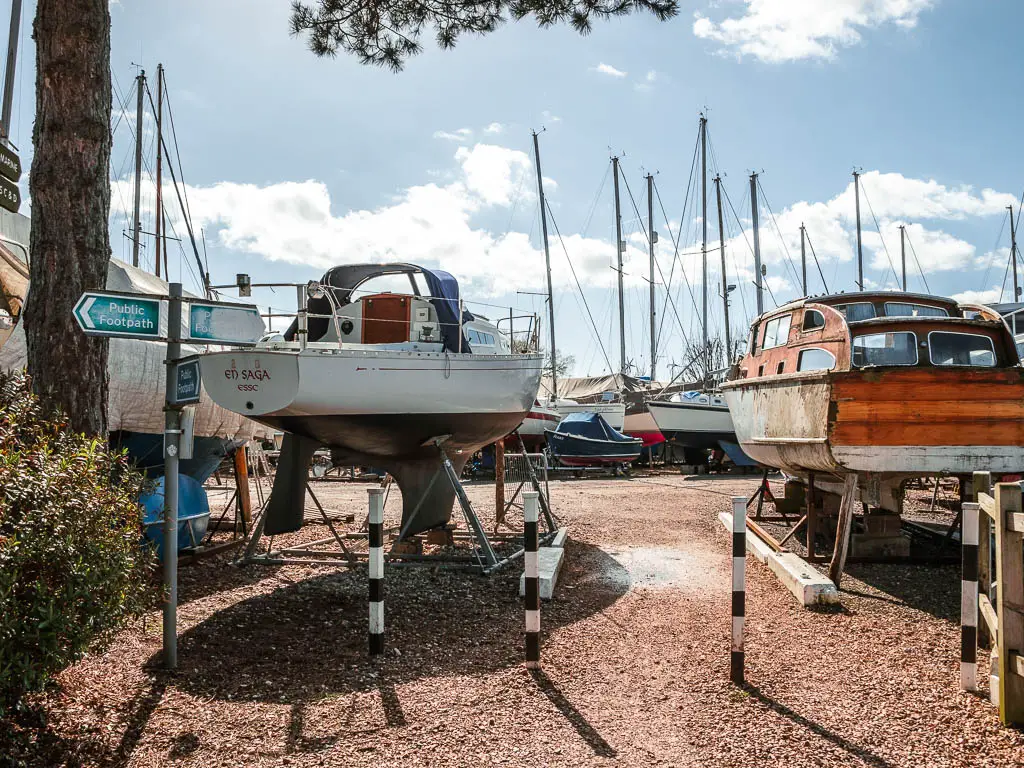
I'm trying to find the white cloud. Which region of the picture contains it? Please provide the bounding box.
[693,0,936,63]
[634,69,658,92]
[541,110,562,124]
[592,62,627,78]
[134,143,627,299]
[952,287,1005,305]
[432,128,473,142]
[483,122,504,134]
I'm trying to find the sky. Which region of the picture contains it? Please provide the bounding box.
[6,0,1024,379]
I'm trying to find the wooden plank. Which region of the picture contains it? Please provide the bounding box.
[1009,513,1024,535]
[831,421,1024,447]
[1013,652,1024,680]
[233,443,252,526]
[977,471,994,648]
[836,400,1024,422]
[494,440,505,532]
[832,368,1024,401]
[979,492,997,521]
[994,482,1024,725]
[828,474,858,588]
[980,594,999,636]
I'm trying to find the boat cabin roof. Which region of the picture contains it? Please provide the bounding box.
[769,291,961,318]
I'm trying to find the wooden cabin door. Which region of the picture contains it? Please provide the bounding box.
[361,294,411,344]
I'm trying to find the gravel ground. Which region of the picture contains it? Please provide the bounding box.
[5,471,1024,767]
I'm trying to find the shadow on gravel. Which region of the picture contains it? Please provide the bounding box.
[529,669,617,758]
[843,563,959,622]
[744,685,893,768]
[157,541,629,707]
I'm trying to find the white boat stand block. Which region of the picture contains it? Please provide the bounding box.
[719,511,839,608]
[520,527,569,600]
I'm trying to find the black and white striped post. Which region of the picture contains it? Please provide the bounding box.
[368,487,385,657]
[731,496,746,685]
[524,490,541,670]
[961,501,980,691]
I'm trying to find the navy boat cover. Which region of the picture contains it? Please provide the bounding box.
[284,263,474,352]
[421,267,473,353]
[554,412,636,442]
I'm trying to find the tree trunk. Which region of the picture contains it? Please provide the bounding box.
[24,0,111,435]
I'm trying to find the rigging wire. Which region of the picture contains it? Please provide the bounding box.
[858,181,901,290]
[721,183,777,309]
[978,211,1008,293]
[653,180,702,337]
[144,81,209,296]
[902,228,932,294]
[803,231,830,294]
[755,177,802,291]
[545,199,615,374]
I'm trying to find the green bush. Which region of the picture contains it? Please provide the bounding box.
[0,371,154,716]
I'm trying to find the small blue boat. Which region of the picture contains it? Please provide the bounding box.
[140,474,211,559]
[546,412,643,467]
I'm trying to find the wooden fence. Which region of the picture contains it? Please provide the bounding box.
[962,472,1024,725]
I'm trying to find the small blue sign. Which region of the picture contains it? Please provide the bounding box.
[171,358,201,405]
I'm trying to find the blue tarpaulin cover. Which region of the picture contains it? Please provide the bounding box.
[554,412,636,443]
[421,268,474,354]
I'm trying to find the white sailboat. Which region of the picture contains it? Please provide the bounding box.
[200,263,544,535]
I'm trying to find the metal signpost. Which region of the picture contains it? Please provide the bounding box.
[74,284,262,669]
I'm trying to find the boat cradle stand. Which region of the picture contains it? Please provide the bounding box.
[236,437,561,575]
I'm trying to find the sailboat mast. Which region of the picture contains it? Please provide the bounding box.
[853,170,863,290]
[647,173,656,382]
[0,0,21,145]
[714,175,731,362]
[700,116,708,359]
[131,70,146,268]
[154,64,164,278]
[899,224,907,292]
[749,172,763,316]
[1010,206,1019,302]
[800,223,807,296]
[531,130,558,400]
[612,155,625,374]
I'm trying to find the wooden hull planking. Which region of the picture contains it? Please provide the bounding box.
[723,367,1024,476]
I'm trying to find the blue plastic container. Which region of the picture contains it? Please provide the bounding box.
[140,474,211,560]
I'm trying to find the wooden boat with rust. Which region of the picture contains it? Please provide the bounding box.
[722,291,1024,509]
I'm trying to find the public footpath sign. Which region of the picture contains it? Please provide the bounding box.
[74,292,168,339]
[185,301,263,345]
[170,356,202,405]
[73,284,263,671]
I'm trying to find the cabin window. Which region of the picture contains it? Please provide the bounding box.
[837,302,876,321]
[757,364,765,377]
[776,361,785,374]
[928,332,996,367]
[802,309,825,331]
[798,348,837,372]
[748,324,759,356]
[884,302,949,318]
[762,314,792,350]
[852,332,918,367]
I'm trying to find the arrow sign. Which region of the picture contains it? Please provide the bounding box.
[184,301,264,346]
[170,357,201,405]
[74,292,168,339]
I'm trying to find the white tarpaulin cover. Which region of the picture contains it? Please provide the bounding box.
[0,259,269,440]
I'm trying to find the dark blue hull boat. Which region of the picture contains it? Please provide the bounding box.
[546,412,643,467]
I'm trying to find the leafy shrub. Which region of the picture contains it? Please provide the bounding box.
[0,371,154,716]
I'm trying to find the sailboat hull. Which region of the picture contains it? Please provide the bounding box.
[201,347,543,533]
[647,400,736,450]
